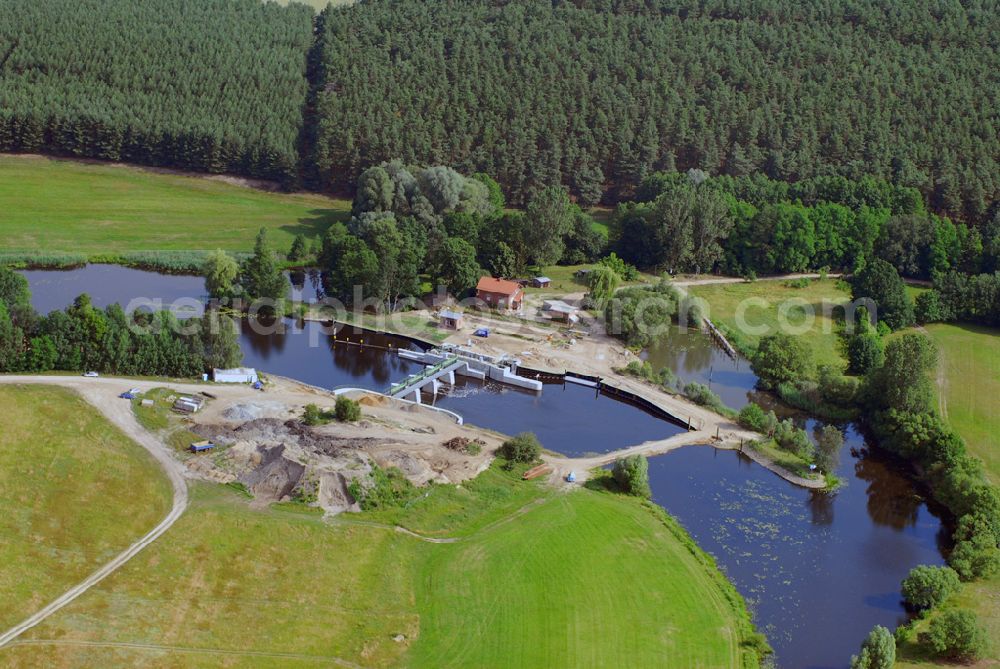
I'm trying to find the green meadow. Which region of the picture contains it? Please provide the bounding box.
[0,385,172,631]
[895,323,1000,665]
[0,155,349,256]
[688,278,852,369]
[924,323,1000,485]
[4,459,760,667]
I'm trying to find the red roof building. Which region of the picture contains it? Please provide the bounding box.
[476,276,524,311]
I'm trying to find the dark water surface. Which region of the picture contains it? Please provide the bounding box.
[650,434,946,669]
[21,266,950,669]
[21,264,325,316]
[643,326,759,409]
[238,318,681,456]
[432,377,682,456]
[21,264,206,315]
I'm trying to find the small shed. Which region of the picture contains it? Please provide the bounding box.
[438,309,464,330]
[532,276,552,288]
[213,367,259,384]
[189,440,215,453]
[542,299,580,323]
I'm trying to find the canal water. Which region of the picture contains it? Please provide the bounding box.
[19,265,949,669]
[643,325,759,409]
[19,264,327,316]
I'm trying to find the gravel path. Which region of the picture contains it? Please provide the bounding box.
[0,375,195,648]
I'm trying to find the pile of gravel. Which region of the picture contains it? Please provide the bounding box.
[222,404,263,421]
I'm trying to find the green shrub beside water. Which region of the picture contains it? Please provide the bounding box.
[498,432,542,465]
[611,454,651,499]
[682,382,735,418]
[926,609,989,662]
[901,565,961,611]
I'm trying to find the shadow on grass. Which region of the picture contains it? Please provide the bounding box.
[282,208,351,240]
[583,469,627,494]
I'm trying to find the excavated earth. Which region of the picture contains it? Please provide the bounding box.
[184,393,499,514]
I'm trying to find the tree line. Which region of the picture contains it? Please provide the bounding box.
[310,0,999,220]
[0,0,313,185]
[610,170,996,279]
[3,0,997,222]
[0,266,241,377]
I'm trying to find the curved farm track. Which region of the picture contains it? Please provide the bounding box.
[0,376,189,649]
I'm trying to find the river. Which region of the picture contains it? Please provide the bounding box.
[20,264,949,669]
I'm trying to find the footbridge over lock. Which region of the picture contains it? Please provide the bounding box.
[389,346,543,403]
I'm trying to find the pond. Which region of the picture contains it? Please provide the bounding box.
[19,264,326,317]
[19,265,949,669]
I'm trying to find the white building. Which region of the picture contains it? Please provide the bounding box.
[213,367,259,384]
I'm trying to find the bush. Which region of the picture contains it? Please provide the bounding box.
[851,258,914,330]
[814,424,844,473]
[949,514,1000,580]
[847,332,884,375]
[901,565,960,610]
[682,382,732,416]
[604,281,678,348]
[619,359,677,390]
[751,333,812,389]
[737,403,767,431]
[925,609,988,662]
[773,419,815,460]
[914,290,945,324]
[612,454,651,499]
[818,365,860,406]
[598,253,639,281]
[499,432,542,463]
[347,465,419,511]
[302,403,328,426]
[335,396,361,422]
[850,625,895,669]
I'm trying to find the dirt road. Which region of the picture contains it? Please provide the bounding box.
[0,374,381,647]
[544,426,826,489]
[671,272,843,287]
[0,375,195,648]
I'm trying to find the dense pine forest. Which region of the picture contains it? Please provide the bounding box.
[0,0,313,184]
[1,0,998,224]
[312,0,999,220]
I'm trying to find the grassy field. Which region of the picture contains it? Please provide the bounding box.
[0,155,350,256]
[4,464,760,667]
[408,491,752,668]
[924,323,1000,485]
[0,385,172,631]
[891,322,1000,666]
[688,278,852,369]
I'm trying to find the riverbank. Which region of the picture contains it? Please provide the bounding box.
[0,379,766,668]
[303,310,830,489]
